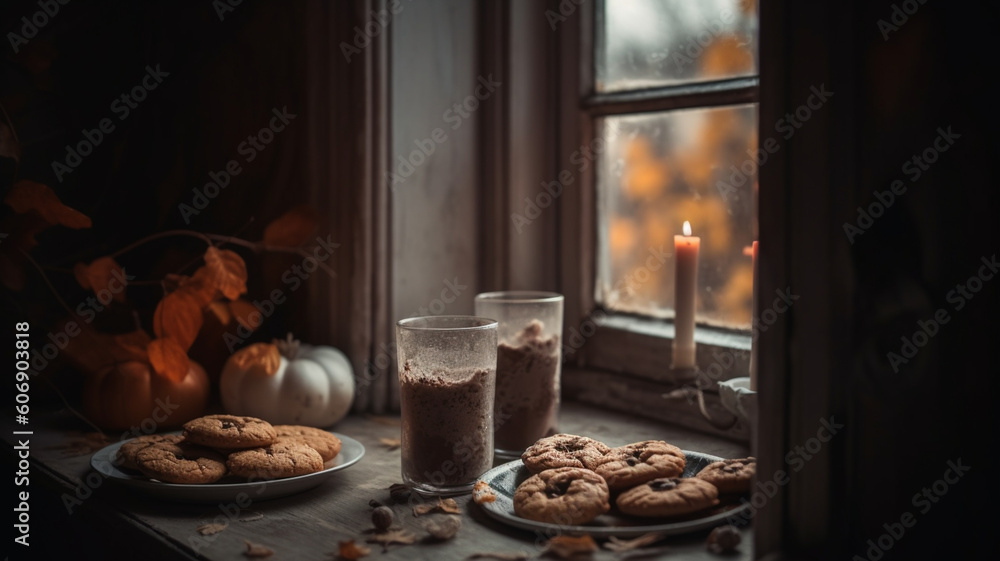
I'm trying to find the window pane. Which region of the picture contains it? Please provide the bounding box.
[596,105,758,329]
[597,0,758,92]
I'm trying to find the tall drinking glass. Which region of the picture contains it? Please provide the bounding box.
[474,291,563,459]
[396,316,498,496]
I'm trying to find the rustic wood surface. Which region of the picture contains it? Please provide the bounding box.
[4,402,752,560]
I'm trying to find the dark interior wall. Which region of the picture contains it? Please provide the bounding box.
[0,1,359,398]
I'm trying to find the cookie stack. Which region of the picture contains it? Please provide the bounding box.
[512,433,755,523]
[114,414,342,484]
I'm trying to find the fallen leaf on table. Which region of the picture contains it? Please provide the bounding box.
[45,432,111,457]
[541,535,598,559]
[337,540,371,559]
[472,480,497,504]
[465,553,530,560]
[239,512,264,522]
[425,515,461,540]
[378,437,401,451]
[603,532,667,552]
[243,539,274,557]
[413,497,460,516]
[197,523,227,536]
[619,546,673,560]
[365,529,417,552]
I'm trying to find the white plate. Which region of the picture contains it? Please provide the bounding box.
[90,431,365,503]
[477,451,750,537]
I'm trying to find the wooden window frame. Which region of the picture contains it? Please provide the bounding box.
[553,0,759,436]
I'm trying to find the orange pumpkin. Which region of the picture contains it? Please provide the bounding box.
[82,360,209,431]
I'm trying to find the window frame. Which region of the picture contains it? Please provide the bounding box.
[559,0,760,393]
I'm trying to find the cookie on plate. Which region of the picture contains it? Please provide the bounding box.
[592,440,686,491]
[116,434,183,471]
[134,441,228,484]
[513,466,610,525]
[226,438,325,480]
[273,425,342,462]
[521,434,611,474]
[696,457,756,493]
[182,414,277,450]
[616,477,719,517]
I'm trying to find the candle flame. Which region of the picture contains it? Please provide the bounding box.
[683,221,692,236]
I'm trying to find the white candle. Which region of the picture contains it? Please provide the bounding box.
[672,221,700,369]
[750,241,758,390]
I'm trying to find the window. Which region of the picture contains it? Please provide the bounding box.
[560,0,760,384]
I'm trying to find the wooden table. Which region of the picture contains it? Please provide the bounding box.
[4,401,752,560]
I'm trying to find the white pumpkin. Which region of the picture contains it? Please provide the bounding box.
[221,334,355,427]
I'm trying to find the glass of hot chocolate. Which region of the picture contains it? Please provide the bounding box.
[396,315,498,496]
[474,291,564,459]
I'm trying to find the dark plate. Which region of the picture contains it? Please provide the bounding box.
[477,450,748,537]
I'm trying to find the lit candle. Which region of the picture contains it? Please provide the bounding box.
[672,221,700,369]
[750,241,758,390]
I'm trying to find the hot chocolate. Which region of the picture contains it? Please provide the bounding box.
[494,320,560,453]
[399,361,495,488]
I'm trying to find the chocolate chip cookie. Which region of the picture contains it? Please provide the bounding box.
[273,425,342,462]
[134,442,227,484]
[521,434,611,474]
[513,467,610,525]
[226,438,325,480]
[616,477,719,517]
[592,440,686,491]
[182,415,277,450]
[696,457,756,493]
[116,434,183,471]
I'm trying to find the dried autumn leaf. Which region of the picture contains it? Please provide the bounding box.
[72,257,128,303]
[148,337,190,383]
[413,498,460,516]
[197,523,227,536]
[239,512,264,522]
[206,300,233,325]
[229,299,263,330]
[604,532,667,552]
[425,515,462,541]
[4,180,91,229]
[473,481,497,504]
[110,330,153,363]
[243,539,274,558]
[203,246,247,300]
[337,540,371,559]
[229,342,281,377]
[379,437,401,451]
[154,289,203,350]
[365,529,416,552]
[541,535,598,559]
[176,268,218,308]
[263,205,319,247]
